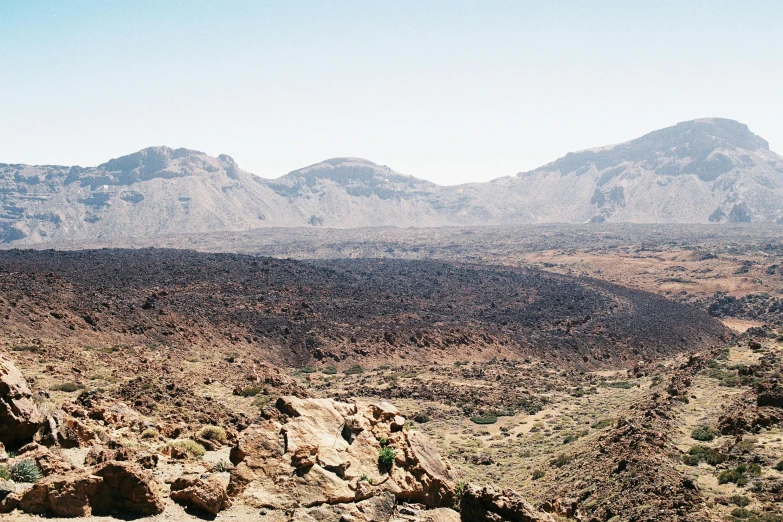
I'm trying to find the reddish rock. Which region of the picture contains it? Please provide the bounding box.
[0,354,42,448]
[171,474,230,515]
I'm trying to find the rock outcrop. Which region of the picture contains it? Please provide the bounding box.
[0,354,42,448]
[229,396,455,510]
[460,485,555,522]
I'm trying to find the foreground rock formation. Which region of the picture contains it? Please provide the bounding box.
[0,354,42,448]
[229,396,455,510]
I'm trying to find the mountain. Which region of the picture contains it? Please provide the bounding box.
[2,118,782,244]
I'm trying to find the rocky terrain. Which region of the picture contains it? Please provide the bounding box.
[0,249,727,369]
[3,118,783,245]
[2,227,783,519]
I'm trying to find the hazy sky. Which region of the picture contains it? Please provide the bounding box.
[1,1,781,185]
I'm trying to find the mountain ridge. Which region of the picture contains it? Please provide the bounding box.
[2,118,783,244]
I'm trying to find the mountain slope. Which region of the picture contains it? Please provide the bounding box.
[2,118,782,245]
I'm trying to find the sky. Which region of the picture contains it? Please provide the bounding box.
[0,1,781,185]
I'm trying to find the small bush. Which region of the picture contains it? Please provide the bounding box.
[682,454,700,466]
[532,470,545,480]
[728,495,750,507]
[591,419,612,430]
[140,428,158,439]
[605,380,633,389]
[237,386,263,397]
[211,460,234,472]
[688,445,727,466]
[470,415,498,425]
[322,365,337,375]
[549,454,572,468]
[359,474,374,484]
[731,507,750,519]
[691,425,716,442]
[378,447,395,469]
[198,425,227,442]
[163,440,206,459]
[9,459,43,483]
[413,413,431,423]
[718,463,762,486]
[51,382,85,393]
[0,465,9,480]
[344,364,364,375]
[774,459,783,472]
[300,366,317,374]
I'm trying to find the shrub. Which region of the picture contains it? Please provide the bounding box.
[211,460,234,472]
[549,454,572,468]
[237,386,263,397]
[691,425,716,442]
[688,445,727,466]
[605,380,633,389]
[731,507,751,518]
[718,463,762,486]
[728,495,750,507]
[322,365,337,375]
[682,454,700,466]
[0,465,8,480]
[591,419,612,430]
[532,470,545,480]
[378,447,395,469]
[413,413,431,423]
[300,366,317,374]
[470,415,498,425]
[9,459,43,483]
[198,425,227,442]
[344,364,364,375]
[51,382,85,393]
[775,459,783,472]
[140,428,158,439]
[163,440,206,459]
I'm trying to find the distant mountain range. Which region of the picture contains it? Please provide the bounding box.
[2,118,782,244]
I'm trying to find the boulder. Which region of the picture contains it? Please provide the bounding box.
[460,484,555,522]
[0,354,42,448]
[92,461,165,515]
[18,471,100,517]
[170,474,230,515]
[15,443,74,476]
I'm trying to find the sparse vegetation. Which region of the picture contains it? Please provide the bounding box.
[237,385,263,397]
[690,425,716,441]
[198,425,227,442]
[531,470,545,480]
[378,446,395,469]
[470,415,498,425]
[211,460,234,472]
[322,365,338,375]
[141,428,158,439]
[718,463,762,486]
[549,454,572,468]
[162,440,207,459]
[8,459,43,483]
[344,364,364,375]
[50,382,85,392]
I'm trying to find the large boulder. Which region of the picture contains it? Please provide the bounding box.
[0,354,42,448]
[170,474,230,515]
[92,461,165,515]
[460,484,555,522]
[17,461,164,517]
[230,396,455,511]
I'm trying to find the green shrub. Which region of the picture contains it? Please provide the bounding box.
[718,463,762,486]
[237,386,263,397]
[0,465,9,480]
[51,382,85,393]
[688,445,727,466]
[470,415,498,425]
[378,447,395,469]
[690,425,716,441]
[549,454,572,468]
[344,364,364,375]
[775,459,783,472]
[140,428,158,439]
[300,366,317,374]
[532,470,545,480]
[728,495,750,507]
[604,381,633,389]
[9,459,43,483]
[198,425,227,442]
[591,419,612,430]
[682,454,700,466]
[731,507,751,519]
[322,365,337,375]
